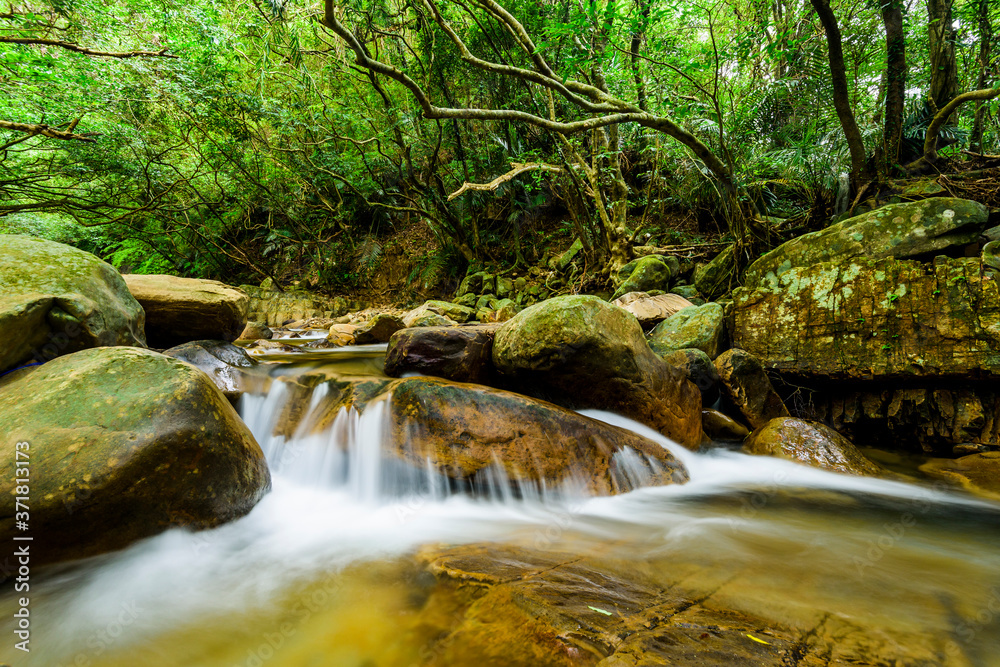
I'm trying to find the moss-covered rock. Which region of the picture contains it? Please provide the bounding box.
[0,235,146,373]
[404,300,475,325]
[743,418,884,476]
[693,244,736,300]
[0,347,270,566]
[731,256,1000,380]
[388,377,689,494]
[492,296,702,448]
[744,197,989,286]
[611,256,676,301]
[648,303,726,359]
[354,313,405,344]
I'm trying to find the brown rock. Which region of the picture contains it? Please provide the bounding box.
[920,451,1000,499]
[124,274,249,348]
[388,376,689,495]
[702,409,750,441]
[744,418,884,476]
[714,348,789,429]
[611,291,694,328]
[239,321,272,340]
[384,325,498,384]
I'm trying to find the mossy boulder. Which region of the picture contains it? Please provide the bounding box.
[744,418,884,476]
[354,313,405,344]
[0,235,146,373]
[744,197,989,286]
[404,300,475,325]
[124,274,248,348]
[0,347,271,566]
[731,256,1000,380]
[693,244,736,300]
[492,296,702,448]
[611,256,676,301]
[388,377,689,494]
[648,303,726,359]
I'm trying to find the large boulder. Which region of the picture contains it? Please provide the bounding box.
[743,418,884,476]
[693,243,736,300]
[0,235,146,373]
[0,347,270,566]
[714,348,789,429]
[611,291,694,328]
[492,296,702,449]
[611,256,677,301]
[743,197,989,286]
[385,325,498,384]
[648,303,726,359]
[124,274,248,348]
[388,377,689,495]
[731,256,1000,380]
[660,348,721,404]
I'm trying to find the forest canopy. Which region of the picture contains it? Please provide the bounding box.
[1,0,997,291]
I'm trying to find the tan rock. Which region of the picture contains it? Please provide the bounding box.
[612,291,694,327]
[744,418,884,476]
[714,348,789,429]
[124,274,248,348]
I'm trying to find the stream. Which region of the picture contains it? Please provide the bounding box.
[3,346,1000,666]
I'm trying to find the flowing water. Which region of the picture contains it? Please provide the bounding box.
[3,349,1000,666]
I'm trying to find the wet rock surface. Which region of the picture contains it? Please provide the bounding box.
[648,303,726,359]
[743,418,884,476]
[0,347,270,566]
[714,349,789,429]
[385,324,498,384]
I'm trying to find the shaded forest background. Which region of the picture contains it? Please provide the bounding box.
[1,0,997,301]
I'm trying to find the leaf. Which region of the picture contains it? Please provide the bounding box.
[588,606,614,616]
[746,634,771,645]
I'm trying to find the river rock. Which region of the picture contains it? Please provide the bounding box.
[693,243,736,300]
[743,197,989,286]
[354,313,405,344]
[0,347,270,566]
[702,409,750,441]
[492,296,703,449]
[648,303,726,359]
[731,256,1000,380]
[714,348,789,429]
[983,240,1000,271]
[612,291,694,328]
[239,321,273,340]
[660,348,721,404]
[743,418,884,476]
[240,285,349,327]
[920,451,1000,499]
[163,340,268,400]
[384,325,498,384]
[404,300,475,325]
[124,274,248,348]
[0,235,146,373]
[388,377,689,494]
[611,256,677,301]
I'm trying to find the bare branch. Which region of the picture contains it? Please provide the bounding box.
[0,119,97,142]
[448,161,564,200]
[0,37,178,58]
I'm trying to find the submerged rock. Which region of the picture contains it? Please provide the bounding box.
[385,325,498,384]
[388,377,689,495]
[920,451,1000,499]
[492,296,703,449]
[0,234,146,373]
[0,347,270,566]
[731,256,1000,380]
[714,348,789,429]
[124,274,249,348]
[743,418,884,476]
[743,197,989,286]
[648,303,726,359]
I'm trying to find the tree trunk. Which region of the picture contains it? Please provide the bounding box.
[878,0,907,179]
[927,0,958,113]
[971,0,994,152]
[809,0,870,189]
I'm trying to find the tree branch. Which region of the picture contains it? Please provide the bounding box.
[0,119,97,142]
[0,37,178,58]
[447,161,564,200]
